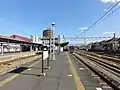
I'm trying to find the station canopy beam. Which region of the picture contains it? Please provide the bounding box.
[0,37,42,46]
[55,42,69,47]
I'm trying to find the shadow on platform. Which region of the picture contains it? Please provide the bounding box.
[9,67,41,77]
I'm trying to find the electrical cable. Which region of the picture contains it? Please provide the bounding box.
[80,1,120,35]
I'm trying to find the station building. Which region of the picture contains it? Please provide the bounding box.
[0,34,32,54]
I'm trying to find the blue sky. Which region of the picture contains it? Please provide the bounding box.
[0,0,120,43]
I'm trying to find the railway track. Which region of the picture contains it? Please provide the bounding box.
[79,50,120,64]
[0,53,41,75]
[93,51,120,59]
[76,51,120,71]
[0,54,37,65]
[72,52,120,90]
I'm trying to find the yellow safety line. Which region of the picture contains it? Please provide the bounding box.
[0,59,41,88]
[0,74,19,87]
[66,52,85,90]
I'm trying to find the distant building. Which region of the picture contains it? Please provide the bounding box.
[0,34,32,54]
[103,38,120,51]
[43,29,53,38]
[31,36,42,44]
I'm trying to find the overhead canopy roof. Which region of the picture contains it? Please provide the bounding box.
[0,37,42,46]
[0,36,69,47]
[55,42,69,47]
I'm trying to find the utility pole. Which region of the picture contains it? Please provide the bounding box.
[41,41,45,75]
[58,35,60,54]
[51,22,55,60]
[84,38,87,51]
[113,33,116,52]
[49,37,51,59]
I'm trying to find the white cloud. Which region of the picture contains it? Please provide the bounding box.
[78,27,88,32]
[100,0,120,3]
[104,9,108,12]
[103,31,110,34]
[102,31,115,34]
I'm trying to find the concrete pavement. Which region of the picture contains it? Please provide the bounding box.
[0,52,103,90]
[0,52,76,90]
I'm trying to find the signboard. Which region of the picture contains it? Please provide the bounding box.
[43,51,48,60]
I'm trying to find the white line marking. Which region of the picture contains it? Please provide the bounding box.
[102,86,112,88]
[79,68,84,70]
[27,69,31,70]
[99,83,107,85]
[96,87,102,90]
[68,74,72,77]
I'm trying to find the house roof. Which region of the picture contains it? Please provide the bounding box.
[0,36,42,46]
[105,38,119,43]
[10,34,31,42]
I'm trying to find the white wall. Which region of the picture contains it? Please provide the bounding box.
[0,44,20,53]
[32,36,42,44]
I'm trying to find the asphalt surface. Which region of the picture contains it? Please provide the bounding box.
[0,52,76,90]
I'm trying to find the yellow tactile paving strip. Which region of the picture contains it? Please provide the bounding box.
[66,52,85,90]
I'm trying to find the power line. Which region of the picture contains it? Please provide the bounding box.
[97,6,120,25]
[86,6,120,30]
[80,1,120,35]
[99,2,117,17]
[76,3,116,37]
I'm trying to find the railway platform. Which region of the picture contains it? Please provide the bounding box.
[0,51,37,61]
[0,52,102,90]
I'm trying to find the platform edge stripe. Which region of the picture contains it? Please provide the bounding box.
[0,74,19,87]
[0,58,41,87]
[66,52,85,90]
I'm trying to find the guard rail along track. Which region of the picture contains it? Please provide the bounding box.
[72,52,120,90]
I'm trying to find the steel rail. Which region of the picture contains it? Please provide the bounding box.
[72,53,120,89]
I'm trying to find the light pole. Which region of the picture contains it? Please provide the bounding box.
[47,37,51,68]
[58,35,60,54]
[51,22,55,60]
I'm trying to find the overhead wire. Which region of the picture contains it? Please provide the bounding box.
[96,6,120,25]
[76,2,115,36]
[80,1,120,35]
[98,2,117,18]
